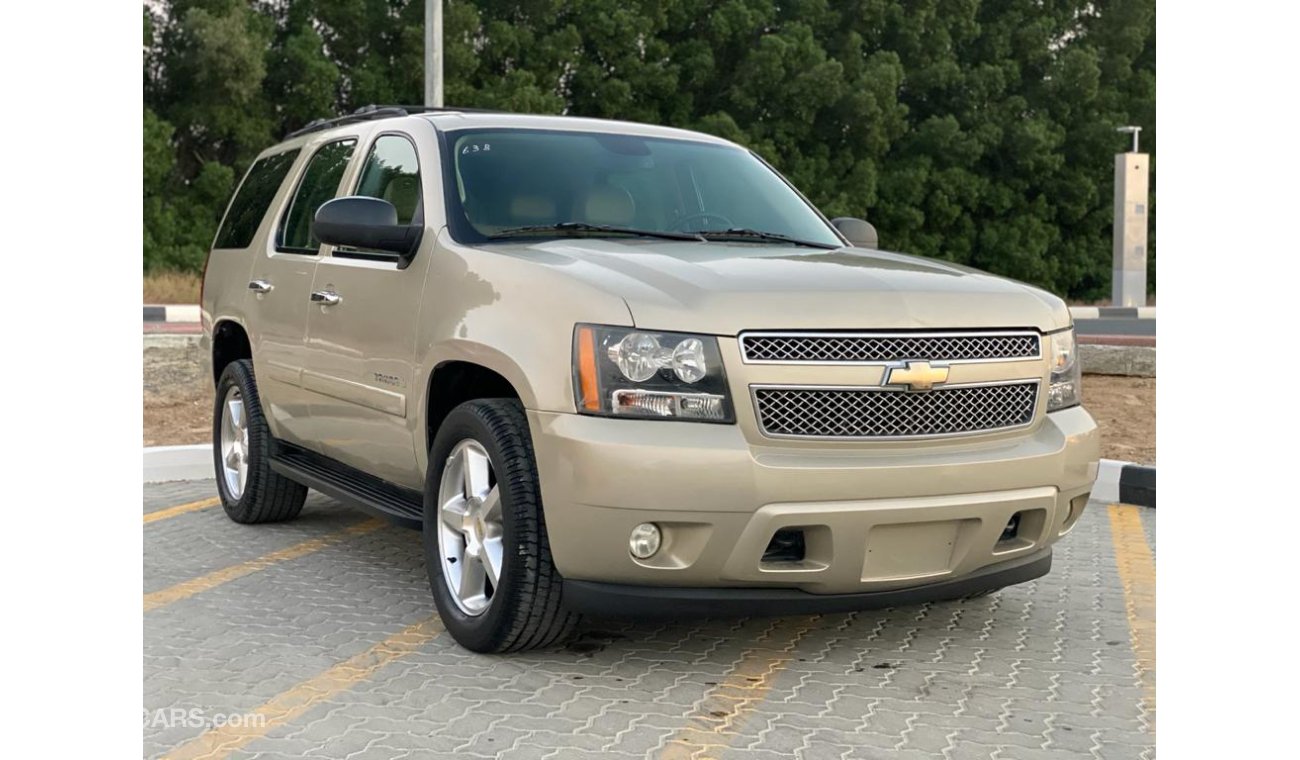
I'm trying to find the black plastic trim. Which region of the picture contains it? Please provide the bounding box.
[269,440,424,529]
[562,550,1051,617]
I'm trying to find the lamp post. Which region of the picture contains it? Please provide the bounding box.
[424,0,443,107]
[1112,126,1149,307]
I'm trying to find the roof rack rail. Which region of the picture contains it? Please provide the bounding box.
[285,104,505,139]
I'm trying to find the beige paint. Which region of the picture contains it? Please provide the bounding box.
[203,111,1100,590]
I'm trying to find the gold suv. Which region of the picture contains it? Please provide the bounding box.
[200,106,1100,652]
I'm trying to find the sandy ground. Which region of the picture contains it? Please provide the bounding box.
[143,342,213,447]
[1080,374,1156,464]
[144,345,1155,464]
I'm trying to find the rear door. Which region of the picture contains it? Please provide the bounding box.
[244,136,359,446]
[302,129,434,488]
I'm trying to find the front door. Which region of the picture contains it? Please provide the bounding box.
[303,132,430,488]
[246,136,360,446]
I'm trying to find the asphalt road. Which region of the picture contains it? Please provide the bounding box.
[144,480,1156,760]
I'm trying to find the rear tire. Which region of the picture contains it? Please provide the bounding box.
[213,359,306,524]
[423,399,578,652]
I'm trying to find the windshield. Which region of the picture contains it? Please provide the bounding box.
[441,128,843,247]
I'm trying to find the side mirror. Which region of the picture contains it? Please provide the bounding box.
[314,196,422,258]
[831,217,878,249]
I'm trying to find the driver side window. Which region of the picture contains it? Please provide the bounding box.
[355,135,422,225]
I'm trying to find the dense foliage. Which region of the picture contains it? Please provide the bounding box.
[143,0,1155,299]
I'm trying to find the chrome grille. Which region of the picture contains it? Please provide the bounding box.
[740,332,1040,364]
[753,382,1039,438]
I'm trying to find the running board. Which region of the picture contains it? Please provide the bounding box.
[269,441,424,529]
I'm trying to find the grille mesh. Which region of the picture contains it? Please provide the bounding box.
[754,383,1039,438]
[741,333,1040,363]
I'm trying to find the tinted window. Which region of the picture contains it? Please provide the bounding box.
[214,149,300,250]
[442,129,840,246]
[355,136,421,224]
[278,140,357,252]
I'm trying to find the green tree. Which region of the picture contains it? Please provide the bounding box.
[142,0,1155,300]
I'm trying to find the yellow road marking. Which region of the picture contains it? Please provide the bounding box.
[661,615,820,760]
[144,519,385,612]
[161,616,443,760]
[144,497,222,525]
[1108,503,1156,729]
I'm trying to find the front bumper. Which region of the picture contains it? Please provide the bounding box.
[529,404,1098,597]
[563,549,1051,617]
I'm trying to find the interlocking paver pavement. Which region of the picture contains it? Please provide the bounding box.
[144,479,1155,759]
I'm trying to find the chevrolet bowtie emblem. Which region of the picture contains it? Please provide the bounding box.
[884,360,950,391]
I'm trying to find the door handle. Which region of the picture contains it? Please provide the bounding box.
[310,290,342,306]
[248,279,273,294]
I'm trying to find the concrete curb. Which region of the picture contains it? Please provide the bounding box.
[144,304,200,323]
[1069,306,1156,320]
[1092,458,1155,507]
[144,444,211,483]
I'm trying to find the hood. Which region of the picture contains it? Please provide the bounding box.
[478,239,1070,335]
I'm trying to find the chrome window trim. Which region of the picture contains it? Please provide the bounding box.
[737,330,1043,366]
[748,379,1042,441]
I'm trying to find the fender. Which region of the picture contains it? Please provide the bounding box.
[411,231,633,467]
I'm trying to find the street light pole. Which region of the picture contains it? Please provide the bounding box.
[424,0,443,107]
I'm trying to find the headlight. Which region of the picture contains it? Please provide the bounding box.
[573,324,733,422]
[1046,327,1081,412]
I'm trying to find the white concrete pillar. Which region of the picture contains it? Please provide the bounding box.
[1112,151,1150,307]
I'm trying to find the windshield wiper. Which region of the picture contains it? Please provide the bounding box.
[695,228,839,249]
[487,222,705,242]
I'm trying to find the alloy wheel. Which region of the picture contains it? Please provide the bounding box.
[219,385,249,500]
[436,439,504,616]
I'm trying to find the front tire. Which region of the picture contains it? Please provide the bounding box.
[213,359,306,524]
[423,399,578,652]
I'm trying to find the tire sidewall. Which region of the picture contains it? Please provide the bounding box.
[423,404,526,652]
[213,360,265,519]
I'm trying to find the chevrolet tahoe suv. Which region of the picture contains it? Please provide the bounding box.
[201,105,1100,653]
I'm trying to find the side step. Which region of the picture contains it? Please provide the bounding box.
[269,441,424,529]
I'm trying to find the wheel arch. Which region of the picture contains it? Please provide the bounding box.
[422,351,536,458]
[211,319,253,385]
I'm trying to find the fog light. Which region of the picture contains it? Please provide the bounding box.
[629,523,662,559]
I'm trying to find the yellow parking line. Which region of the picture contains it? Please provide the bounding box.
[144,497,221,524]
[144,519,385,612]
[1108,503,1156,729]
[161,616,444,760]
[661,616,820,760]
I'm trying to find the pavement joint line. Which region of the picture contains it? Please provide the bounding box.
[159,615,444,760]
[143,518,385,612]
[1107,503,1156,732]
[659,615,821,760]
[143,496,221,524]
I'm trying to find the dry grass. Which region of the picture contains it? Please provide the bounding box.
[144,270,202,304]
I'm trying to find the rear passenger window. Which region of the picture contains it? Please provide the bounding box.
[214,149,300,250]
[355,135,421,224]
[278,139,357,253]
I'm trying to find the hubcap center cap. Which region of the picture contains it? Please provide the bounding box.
[462,496,486,555]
